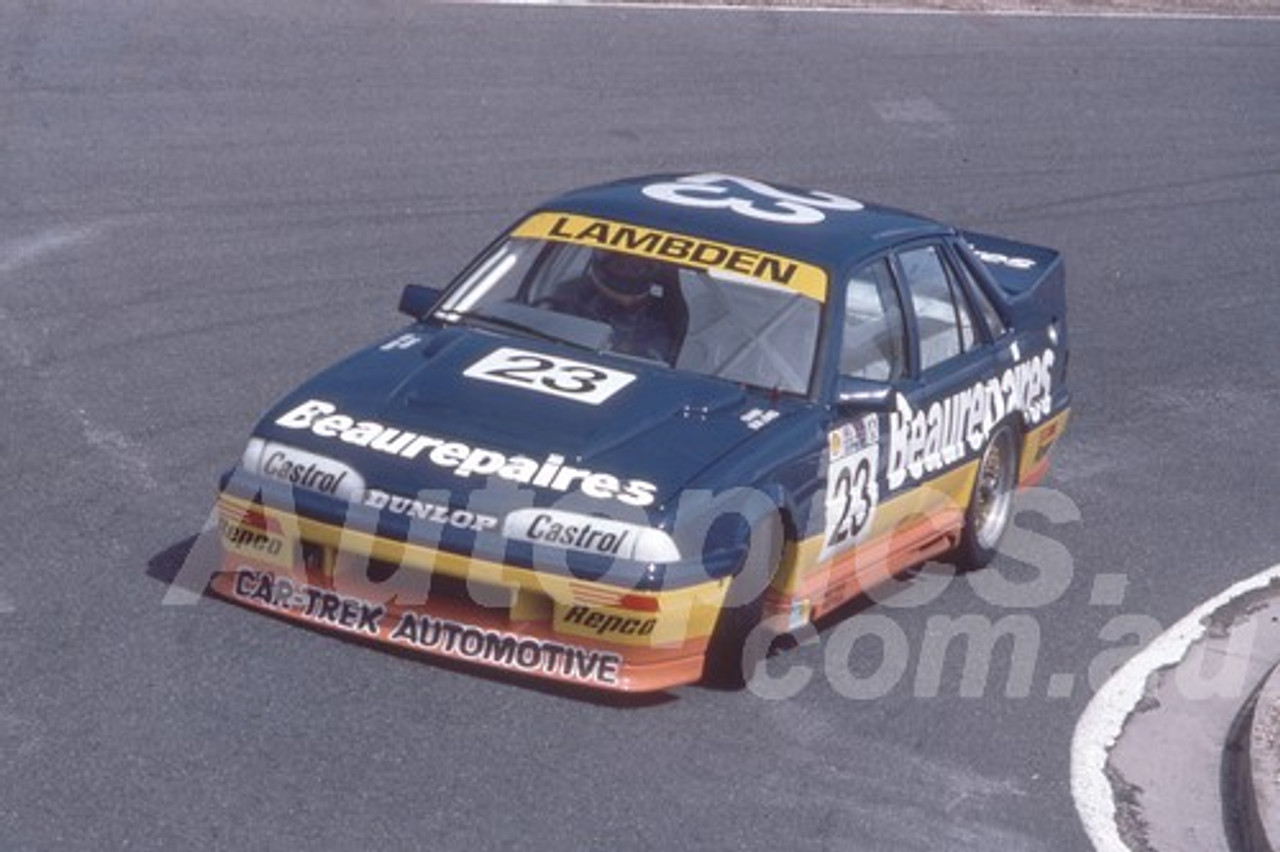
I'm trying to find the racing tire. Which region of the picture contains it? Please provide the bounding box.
[703,592,770,690]
[702,513,784,690]
[954,422,1020,572]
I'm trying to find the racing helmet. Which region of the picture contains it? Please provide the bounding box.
[588,250,664,302]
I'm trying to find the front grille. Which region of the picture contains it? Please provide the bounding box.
[310,545,517,612]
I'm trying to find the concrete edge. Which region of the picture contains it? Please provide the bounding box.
[1072,568,1280,852]
[1242,662,1280,852]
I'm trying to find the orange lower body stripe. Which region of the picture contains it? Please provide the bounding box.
[211,557,708,693]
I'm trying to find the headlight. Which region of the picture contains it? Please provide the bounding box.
[241,437,366,501]
[502,508,680,563]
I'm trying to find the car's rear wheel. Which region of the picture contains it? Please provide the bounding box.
[955,423,1019,571]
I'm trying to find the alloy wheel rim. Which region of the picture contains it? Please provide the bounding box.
[974,430,1015,550]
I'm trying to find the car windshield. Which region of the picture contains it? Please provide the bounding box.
[434,229,824,396]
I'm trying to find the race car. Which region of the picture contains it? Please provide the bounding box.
[212,173,1071,692]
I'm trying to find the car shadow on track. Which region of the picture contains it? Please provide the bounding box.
[147,533,205,586]
[143,531,678,709]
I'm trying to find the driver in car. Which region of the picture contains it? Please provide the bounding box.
[541,250,684,365]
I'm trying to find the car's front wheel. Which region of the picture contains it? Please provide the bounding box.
[955,423,1019,571]
[702,512,784,689]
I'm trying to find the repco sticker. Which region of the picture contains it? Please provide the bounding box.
[220,519,289,567]
[562,605,656,637]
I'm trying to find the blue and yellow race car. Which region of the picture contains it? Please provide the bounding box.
[213,173,1070,692]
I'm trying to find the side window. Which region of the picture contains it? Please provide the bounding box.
[841,259,907,382]
[953,246,1008,338]
[898,245,965,371]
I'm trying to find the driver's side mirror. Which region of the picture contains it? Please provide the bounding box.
[835,376,895,413]
[399,284,444,319]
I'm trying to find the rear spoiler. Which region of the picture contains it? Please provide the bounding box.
[960,230,1060,297]
[958,230,1066,339]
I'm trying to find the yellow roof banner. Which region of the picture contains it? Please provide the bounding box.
[513,212,828,302]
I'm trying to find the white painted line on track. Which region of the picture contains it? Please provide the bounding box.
[466,0,1280,22]
[0,224,102,277]
[1071,563,1280,852]
[0,223,111,368]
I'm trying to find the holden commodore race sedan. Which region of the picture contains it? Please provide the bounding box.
[212,173,1071,692]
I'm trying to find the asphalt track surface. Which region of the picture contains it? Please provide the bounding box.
[2,3,1279,850]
